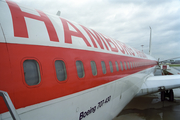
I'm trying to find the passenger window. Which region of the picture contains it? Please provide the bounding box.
[120,61,123,71]
[55,60,67,81]
[124,62,127,70]
[109,61,113,73]
[23,60,41,86]
[101,61,107,74]
[91,61,97,76]
[115,61,119,71]
[76,60,85,78]
[127,62,130,69]
[130,62,133,68]
[132,62,134,68]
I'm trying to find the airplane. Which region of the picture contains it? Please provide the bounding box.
[0,0,180,120]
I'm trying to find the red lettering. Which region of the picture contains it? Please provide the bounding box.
[122,44,132,55]
[80,25,108,50]
[60,18,91,47]
[134,49,147,58]
[6,0,59,42]
[118,42,130,55]
[100,34,118,52]
[114,41,126,54]
[118,42,135,56]
[128,47,135,56]
[80,25,98,48]
[134,49,140,57]
[90,30,109,50]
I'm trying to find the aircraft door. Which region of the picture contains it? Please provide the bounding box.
[0,24,6,43]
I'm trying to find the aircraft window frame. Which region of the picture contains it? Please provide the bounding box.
[115,61,119,72]
[124,62,127,70]
[23,60,41,86]
[90,61,97,76]
[76,60,85,78]
[55,60,67,81]
[120,61,123,71]
[101,61,107,74]
[109,61,113,73]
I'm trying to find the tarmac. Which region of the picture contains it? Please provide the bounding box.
[113,67,180,120]
[113,89,180,120]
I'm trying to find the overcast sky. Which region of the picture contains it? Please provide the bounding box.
[12,0,180,60]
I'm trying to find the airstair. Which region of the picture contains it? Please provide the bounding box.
[0,90,21,120]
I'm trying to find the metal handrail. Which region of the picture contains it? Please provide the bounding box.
[0,90,21,120]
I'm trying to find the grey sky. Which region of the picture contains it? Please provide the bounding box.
[13,0,180,60]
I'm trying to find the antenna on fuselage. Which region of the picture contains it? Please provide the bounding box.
[149,26,152,55]
[56,11,61,16]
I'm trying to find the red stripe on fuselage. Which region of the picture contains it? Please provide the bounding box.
[0,43,157,113]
